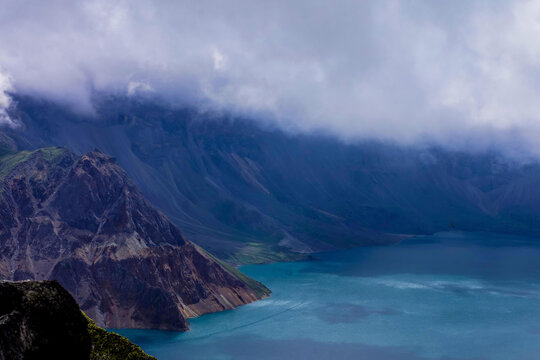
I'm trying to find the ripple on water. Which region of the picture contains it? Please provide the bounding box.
[116,232,540,360]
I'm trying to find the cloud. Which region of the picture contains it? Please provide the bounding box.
[1,0,540,155]
[127,80,154,96]
[212,48,226,71]
[0,69,15,127]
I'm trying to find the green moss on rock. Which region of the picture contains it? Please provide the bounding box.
[85,314,157,360]
[0,147,69,181]
[194,244,271,298]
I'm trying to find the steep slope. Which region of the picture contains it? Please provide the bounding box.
[5,95,540,263]
[0,147,269,330]
[86,313,156,360]
[0,280,155,360]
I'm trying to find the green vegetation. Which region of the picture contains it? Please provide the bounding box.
[195,244,271,298]
[38,146,68,162]
[84,313,157,360]
[217,258,271,298]
[228,243,307,265]
[0,147,68,181]
[0,150,33,180]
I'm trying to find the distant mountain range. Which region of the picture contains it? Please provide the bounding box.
[4,95,540,264]
[0,144,268,330]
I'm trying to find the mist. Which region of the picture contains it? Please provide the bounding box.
[1,0,540,155]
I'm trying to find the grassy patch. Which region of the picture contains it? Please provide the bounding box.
[0,150,33,180]
[215,257,271,298]
[38,147,69,162]
[84,313,157,360]
[228,244,307,265]
[0,147,68,181]
[195,244,271,298]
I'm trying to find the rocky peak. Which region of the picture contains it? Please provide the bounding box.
[0,147,269,330]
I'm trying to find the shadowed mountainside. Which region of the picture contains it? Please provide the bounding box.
[5,95,540,262]
[0,146,269,330]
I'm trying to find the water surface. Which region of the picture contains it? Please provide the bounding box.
[117,232,540,359]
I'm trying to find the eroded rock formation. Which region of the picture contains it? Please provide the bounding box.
[0,148,269,330]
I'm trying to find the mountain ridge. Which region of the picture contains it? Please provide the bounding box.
[4,95,540,263]
[0,145,269,330]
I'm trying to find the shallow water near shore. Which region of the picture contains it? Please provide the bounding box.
[116,232,540,360]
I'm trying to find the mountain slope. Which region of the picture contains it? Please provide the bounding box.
[0,280,155,360]
[0,146,269,330]
[5,95,540,263]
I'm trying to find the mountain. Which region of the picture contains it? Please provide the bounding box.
[5,95,540,263]
[0,280,155,360]
[0,145,269,330]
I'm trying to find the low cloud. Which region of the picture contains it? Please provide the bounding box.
[1,1,540,155]
[0,70,14,126]
[127,80,154,96]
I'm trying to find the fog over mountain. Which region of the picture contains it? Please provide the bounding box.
[1,0,540,155]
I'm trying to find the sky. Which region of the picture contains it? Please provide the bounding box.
[1,0,540,155]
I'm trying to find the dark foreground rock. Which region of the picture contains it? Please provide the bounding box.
[0,147,269,330]
[0,280,155,360]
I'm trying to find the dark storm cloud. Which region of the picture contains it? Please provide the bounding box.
[1,0,540,155]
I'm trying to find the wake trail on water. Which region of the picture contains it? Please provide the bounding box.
[179,301,306,343]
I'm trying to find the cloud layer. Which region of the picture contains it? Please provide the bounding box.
[1,0,540,154]
[0,70,14,126]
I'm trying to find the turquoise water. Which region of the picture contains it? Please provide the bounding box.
[117,232,540,360]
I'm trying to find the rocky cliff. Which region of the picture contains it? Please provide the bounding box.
[0,147,269,330]
[0,280,155,360]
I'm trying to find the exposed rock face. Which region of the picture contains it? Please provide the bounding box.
[0,148,269,330]
[0,280,91,360]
